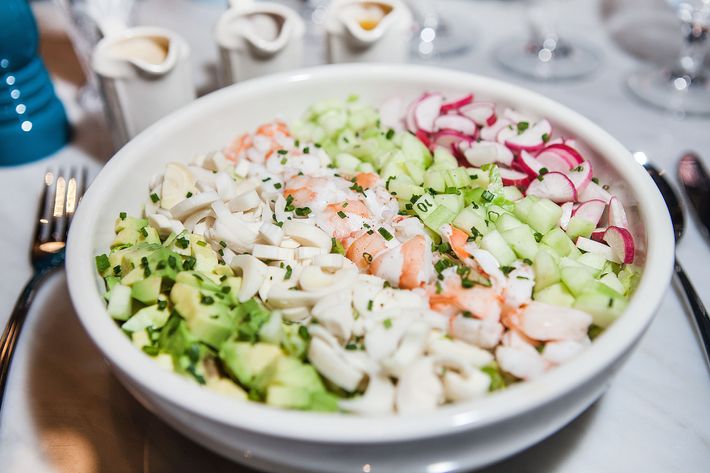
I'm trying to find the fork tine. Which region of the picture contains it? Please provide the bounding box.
[50,168,68,243]
[62,165,89,242]
[34,169,56,245]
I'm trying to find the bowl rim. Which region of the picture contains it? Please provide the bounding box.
[66,63,675,443]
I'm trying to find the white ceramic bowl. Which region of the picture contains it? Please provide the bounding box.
[66,64,674,473]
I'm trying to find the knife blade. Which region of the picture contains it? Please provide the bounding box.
[679,152,710,244]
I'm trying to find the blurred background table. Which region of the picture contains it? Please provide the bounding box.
[1,0,709,472]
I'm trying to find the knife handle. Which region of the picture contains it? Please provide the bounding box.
[674,260,710,367]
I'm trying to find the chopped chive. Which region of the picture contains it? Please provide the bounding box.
[168,256,177,269]
[277,149,288,155]
[534,232,543,242]
[284,265,292,280]
[541,132,550,143]
[303,146,310,154]
[367,300,374,311]
[385,128,395,140]
[363,252,373,263]
[183,256,196,270]
[280,158,287,165]
[157,299,168,310]
[262,177,272,182]
[337,210,347,219]
[113,265,121,275]
[298,325,310,340]
[461,278,474,288]
[274,183,282,189]
[295,207,312,217]
[481,190,495,202]
[201,295,214,305]
[185,191,193,198]
[196,240,207,247]
[119,212,127,220]
[95,254,110,273]
[516,121,529,134]
[377,227,393,241]
[383,318,392,329]
[150,193,160,203]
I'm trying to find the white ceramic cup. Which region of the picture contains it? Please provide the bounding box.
[92,26,196,148]
[215,1,305,85]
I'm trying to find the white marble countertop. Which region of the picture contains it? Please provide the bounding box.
[1,0,709,472]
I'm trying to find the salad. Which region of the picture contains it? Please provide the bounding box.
[95,92,640,414]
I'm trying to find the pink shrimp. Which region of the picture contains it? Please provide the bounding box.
[319,200,373,240]
[344,230,387,271]
[370,235,433,289]
[427,272,503,322]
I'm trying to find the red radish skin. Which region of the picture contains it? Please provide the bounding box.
[440,94,474,113]
[460,103,497,127]
[591,227,607,242]
[433,114,476,136]
[608,196,629,229]
[572,199,606,227]
[480,118,512,141]
[516,150,545,177]
[431,130,470,151]
[414,93,444,133]
[500,167,531,186]
[560,202,573,230]
[503,119,552,152]
[536,150,575,171]
[602,226,635,264]
[525,172,578,203]
[564,161,593,194]
[579,181,612,203]
[462,141,514,167]
[575,237,620,263]
[539,143,584,165]
[415,129,432,148]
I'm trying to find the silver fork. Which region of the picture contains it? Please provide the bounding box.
[0,167,88,412]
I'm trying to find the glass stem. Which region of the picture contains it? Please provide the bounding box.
[412,0,439,30]
[527,0,558,50]
[674,20,708,80]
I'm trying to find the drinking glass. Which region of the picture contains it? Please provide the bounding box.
[409,0,473,59]
[627,0,710,116]
[494,0,600,80]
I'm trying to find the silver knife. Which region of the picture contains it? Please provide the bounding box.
[679,152,710,244]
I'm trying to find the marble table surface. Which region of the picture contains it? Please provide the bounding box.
[1,0,709,472]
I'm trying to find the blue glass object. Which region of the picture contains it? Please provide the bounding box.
[0,0,69,166]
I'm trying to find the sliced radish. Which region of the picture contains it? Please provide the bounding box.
[559,202,573,230]
[590,227,607,242]
[602,226,635,264]
[525,172,577,203]
[440,93,474,113]
[516,150,545,177]
[608,196,629,229]
[431,130,470,150]
[536,150,575,171]
[415,129,432,148]
[405,95,419,132]
[459,102,497,127]
[503,119,552,152]
[433,114,476,136]
[503,108,535,124]
[539,143,583,165]
[414,93,443,133]
[480,118,512,141]
[572,199,606,227]
[576,237,620,263]
[462,141,514,167]
[500,167,530,186]
[380,96,404,130]
[579,181,612,204]
[564,161,592,195]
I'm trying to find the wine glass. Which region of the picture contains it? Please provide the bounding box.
[409,0,473,59]
[627,0,710,116]
[494,0,601,80]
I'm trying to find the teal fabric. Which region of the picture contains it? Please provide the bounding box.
[0,0,69,165]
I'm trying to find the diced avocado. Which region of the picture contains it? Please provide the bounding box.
[122,303,170,332]
[112,227,141,248]
[261,357,339,412]
[120,267,144,286]
[131,329,150,349]
[501,225,538,261]
[131,276,162,304]
[224,277,242,305]
[574,283,628,328]
[534,247,560,291]
[233,299,272,343]
[566,216,595,240]
[176,271,221,292]
[107,284,132,320]
[534,283,575,307]
[190,235,219,273]
[142,226,161,244]
[281,323,309,359]
[541,227,577,257]
[206,378,248,400]
[115,216,148,233]
[220,341,283,387]
[170,282,234,348]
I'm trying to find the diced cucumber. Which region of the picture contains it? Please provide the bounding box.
[566,216,595,240]
[560,265,596,297]
[388,178,425,202]
[424,205,457,231]
[599,272,625,294]
[501,224,538,261]
[335,152,361,171]
[452,206,490,237]
[356,162,376,173]
[467,168,489,189]
[534,247,560,291]
[433,193,464,214]
[515,196,562,234]
[413,194,436,222]
[495,213,523,232]
[380,160,405,182]
[432,146,458,170]
[463,187,485,206]
[502,186,524,202]
[576,252,608,276]
[445,168,470,188]
[424,169,447,193]
[401,132,432,167]
[534,283,575,307]
[403,160,425,185]
[481,230,517,266]
[573,283,627,328]
[107,284,132,321]
[541,227,577,257]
